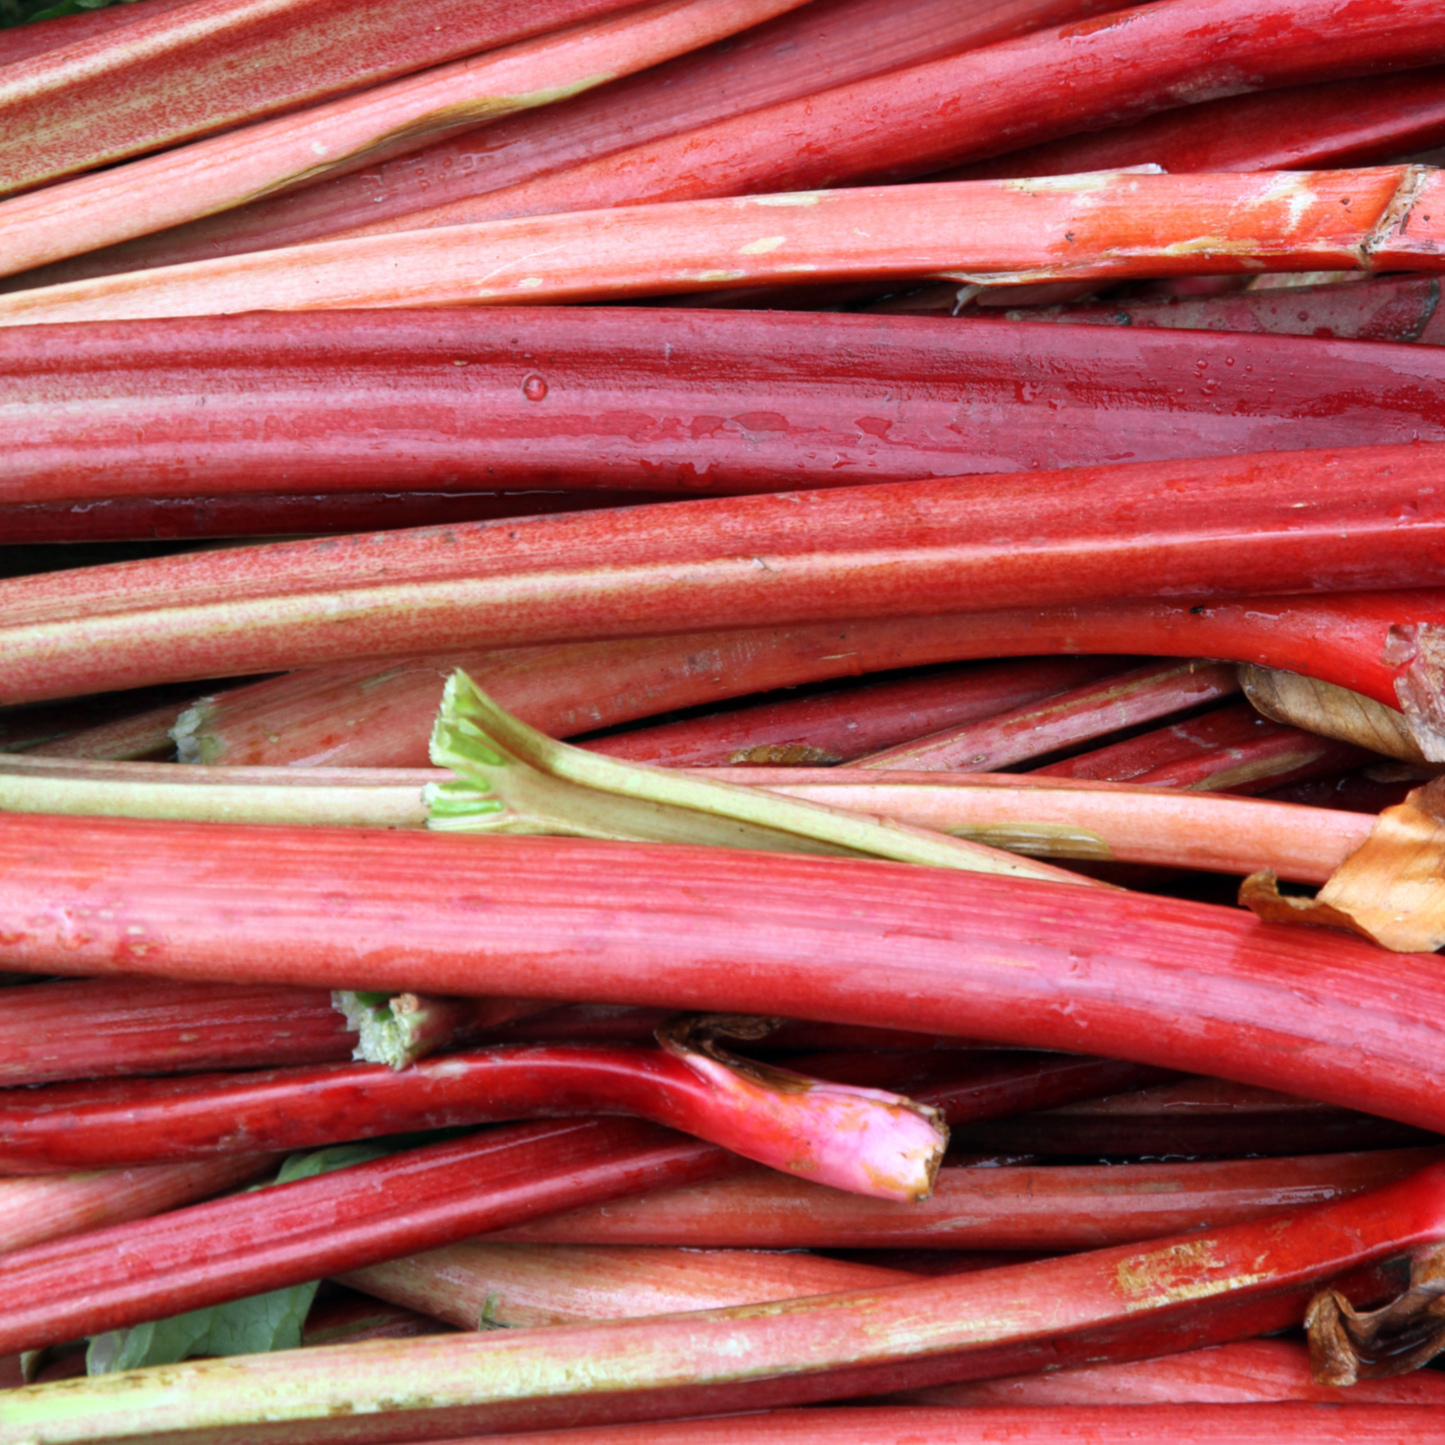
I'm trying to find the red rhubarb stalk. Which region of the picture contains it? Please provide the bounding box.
[907,1337,1445,1404]
[1037,700,1373,793]
[0,487,673,546]
[855,660,1238,770]
[947,65,1445,182]
[494,1150,1443,1249]
[589,657,1126,766]
[0,1034,949,1200]
[5,817,1445,1137]
[0,975,354,1086]
[973,274,1445,344]
[0,0,815,281]
[952,1077,1439,1157]
[1,167,1440,323]
[0,1154,277,1254]
[6,0,1124,286]
[0,1119,733,1356]
[166,589,1445,770]
[241,0,1445,243]
[0,0,645,194]
[4,1161,1442,1442]
[4,442,1445,713]
[297,1405,1445,1443]
[19,308,1445,505]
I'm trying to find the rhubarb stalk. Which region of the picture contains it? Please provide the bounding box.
[4,443,1444,715]
[3,1160,1442,1443]
[1,167,1440,323]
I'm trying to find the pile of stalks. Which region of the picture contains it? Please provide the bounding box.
[4,0,1445,1439]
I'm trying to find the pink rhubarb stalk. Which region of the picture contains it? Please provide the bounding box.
[0,1035,948,1200]
[6,816,1445,1138]
[0,0,644,195]
[855,660,1239,770]
[1038,701,1372,793]
[0,1154,277,1254]
[0,167,1440,323]
[0,1119,733,1356]
[0,0,814,280]
[589,656,1126,766]
[341,1242,917,1329]
[907,1337,1445,1405]
[0,755,1390,885]
[6,0,1123,286]
[4,1161,1443,1442]
[18,308,1445,505]
[5,441,1445,710]
[228,0,1445,243]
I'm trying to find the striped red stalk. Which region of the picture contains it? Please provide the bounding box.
[0,487,670,547]
[15,310,1445,507]
[0,0,641,194]
[208,0,1445,243]
[586,657,1124,766]
[4,0,1118,288]
[0,1154,277,1255]
[0,0,195,69]
[0,976,353,1086]
[854,660,1239,770]
[2,1163,1438,1442]
[960,273,1445,343]
[0,0,812,281]
[494,1150,1443,1250]
[952,1078,1439,1157]
[166,590,1445,770]
[4,443,1445,713]
[5,816,1445,1137]
[946,65,1445,182]
[2,167,1441,325]
[1037,700,1373,793]
[313,1405,1445,1444]
[0,1119,733,1356]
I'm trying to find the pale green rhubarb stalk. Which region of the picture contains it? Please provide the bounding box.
[0,752,1380,885]
[0,165,1439,323]
[424,669,1094,886]
[0,0,810,281]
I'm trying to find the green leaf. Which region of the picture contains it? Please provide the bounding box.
[86,1139,400,1375]
[3,0,127,27]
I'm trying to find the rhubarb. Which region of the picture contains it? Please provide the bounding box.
[492,1149,1442,1250]
[6,816,1445,1138]
[426,669,1088,884]
[855,659,1238,770]
[2,1160,1440,1442]
[1,167,1441,323]
[0,1026,950,1201]
[5,0,1124,285]
[17,308,1445,506]
[4,443,1445,711]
